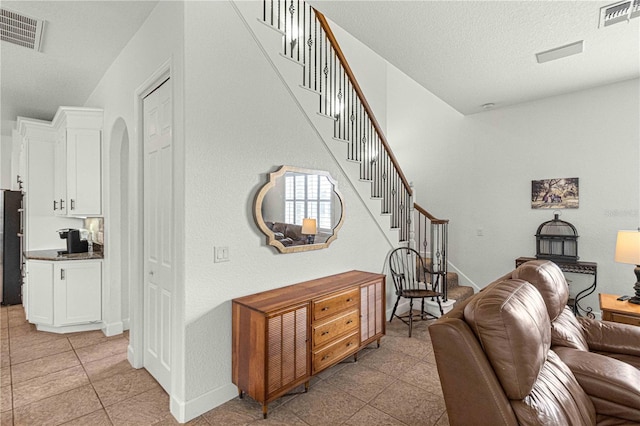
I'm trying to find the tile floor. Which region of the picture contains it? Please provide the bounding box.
[1,304,449,425]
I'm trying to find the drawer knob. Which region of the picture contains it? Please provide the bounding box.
[321,331,329,336]
[321,307,329,311]
[346,298,353,302]
[346,320,353,325]
[346,342,353,347]
[321,355,330,361]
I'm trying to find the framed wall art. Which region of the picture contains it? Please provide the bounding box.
[531,177,579,209]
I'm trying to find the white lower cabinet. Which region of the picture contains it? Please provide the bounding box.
[27,259,102,332]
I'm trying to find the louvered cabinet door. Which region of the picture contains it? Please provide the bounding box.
[360,278,385,346]
[266,304,309,398]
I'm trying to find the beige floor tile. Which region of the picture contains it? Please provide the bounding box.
[12,364,89,408]
[84,351,135,383]
[0,366,10,387]
[357,346,421,378]
[380,333,434,359]
[369,380,446,426]
[323,363,396,403]
[435,410,450,426]
[11,350,79,384]
[68,329,122,350]
[1,385,12,413]
[1,327,8,340]
[10,329,68,353]
[10,336,72,365]
[105,387,170,426]
[201,397,264,425]
[1,409,12,425]
[153,413,210,425]
[75,337,128,364]
[343,405,406,426]
[396,359,443,397]
[247,406,308,425]
[1,345,9,368]
[7,323,36,338]
[7,311,27,328]
[93,368,161,407]
[13,384,102,426]
[284,380,366,425]
[60,408,113,425]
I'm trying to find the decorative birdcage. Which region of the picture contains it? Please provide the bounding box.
[535,212,579,262]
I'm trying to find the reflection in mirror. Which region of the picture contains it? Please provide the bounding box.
[254,166,345,253]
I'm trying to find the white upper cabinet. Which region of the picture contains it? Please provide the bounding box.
[52,108,103,217]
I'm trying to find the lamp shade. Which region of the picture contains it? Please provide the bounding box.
[301,218,317,235]
[615,230,640,265]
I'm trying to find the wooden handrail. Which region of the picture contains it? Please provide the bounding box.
[314,9,412,196]
[414,203,449,225]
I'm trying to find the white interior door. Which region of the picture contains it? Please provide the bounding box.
[143,77,173,392]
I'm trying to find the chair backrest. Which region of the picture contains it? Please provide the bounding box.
[388,247,430,294]
[430,278,596,426]
[513,260,589,351]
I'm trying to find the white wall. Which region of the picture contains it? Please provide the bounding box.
[182,0,392,411]
[391,78,640,315]
[1,134,13,189]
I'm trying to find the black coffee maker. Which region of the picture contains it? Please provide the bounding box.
[58,229,88,254]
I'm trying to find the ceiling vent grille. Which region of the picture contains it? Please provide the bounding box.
[0,8,45,51]
[599,0,640,27]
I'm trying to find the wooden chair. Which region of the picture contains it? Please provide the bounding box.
[389,247,443,337]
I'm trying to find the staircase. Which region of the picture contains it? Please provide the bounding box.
[233,0,474,308]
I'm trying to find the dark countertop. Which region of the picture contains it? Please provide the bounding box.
[24,249,104,261]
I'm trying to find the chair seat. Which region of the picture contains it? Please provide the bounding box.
[400,289,441,299]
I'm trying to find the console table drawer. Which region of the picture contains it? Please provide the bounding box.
[608,312,640,327]
[312,331,359,373]
[312,288,359,321]
[312,309,358,348]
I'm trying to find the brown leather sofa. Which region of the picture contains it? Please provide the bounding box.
[429,271,640,425]
[513,260,640,370]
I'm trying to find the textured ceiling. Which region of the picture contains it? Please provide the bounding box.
[308,0,640,115]
[1,1,157,134]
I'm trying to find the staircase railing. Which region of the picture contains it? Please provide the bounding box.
[414,203,449,301]
[263,0,411,241]
[261,2,449,283]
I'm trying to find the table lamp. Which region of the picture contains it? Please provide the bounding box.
[614,229,640,305]
[301,218,317,244]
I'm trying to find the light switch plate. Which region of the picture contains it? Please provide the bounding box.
[214,246,229,263]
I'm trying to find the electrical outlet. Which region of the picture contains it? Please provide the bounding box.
[214,246,229,263]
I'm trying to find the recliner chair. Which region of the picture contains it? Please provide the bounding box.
[512,260,640,369]
[430,276,640,425]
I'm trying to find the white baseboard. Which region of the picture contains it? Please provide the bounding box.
[122,317,130,330]
[102,321,124,337]
[170,383,238,423]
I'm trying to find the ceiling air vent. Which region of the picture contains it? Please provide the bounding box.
[599,0,640,27]
[0,8,45,51]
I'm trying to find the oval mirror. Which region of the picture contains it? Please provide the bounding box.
[254,166,345,253]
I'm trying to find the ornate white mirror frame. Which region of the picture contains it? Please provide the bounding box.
[254,166,345,253]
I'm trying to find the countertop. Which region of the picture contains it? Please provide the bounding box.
[24,249,104,261]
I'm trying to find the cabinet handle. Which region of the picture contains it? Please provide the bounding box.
[321,331,329,336]
[346,320,353,325]
[346,298,353,302]
[346,342,353,347]
[60,199,65,209]
[53,200,58,211]
[70,199,75,210]
[60,269,65,280]
[321,355,330,361]
[321,307,329,311]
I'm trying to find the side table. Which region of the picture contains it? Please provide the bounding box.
[599,293,640,327]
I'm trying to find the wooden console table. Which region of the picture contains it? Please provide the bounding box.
[599,293,640,326]
[516,257,597,318]
[232,270,385,418]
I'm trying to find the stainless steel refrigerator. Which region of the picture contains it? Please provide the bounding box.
[1,190,23,305]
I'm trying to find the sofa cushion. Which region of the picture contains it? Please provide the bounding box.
[464,279,550,399]
[512,260,568,321]
[551,307,590,351]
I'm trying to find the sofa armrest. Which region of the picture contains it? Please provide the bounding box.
[578,317,640,357]
[429,318,518,426]
[554,346,640,423]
